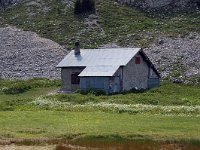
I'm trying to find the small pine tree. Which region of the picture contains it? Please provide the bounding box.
[81,0,88,12]
[87,0,95,12]
[91,0,96,12]
[0,0,6,9]
[74,0,82,14]
[74,0,95,15]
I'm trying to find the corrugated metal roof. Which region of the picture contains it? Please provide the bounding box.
[78,66,119,77]
[57,48,141,67]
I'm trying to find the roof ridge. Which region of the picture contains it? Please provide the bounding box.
[57,48,141,68]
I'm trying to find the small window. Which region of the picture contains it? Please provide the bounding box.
[135,57,141,64]
[71,73,80,84]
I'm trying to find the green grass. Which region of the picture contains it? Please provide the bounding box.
[37,80,200,106]
[0,79,199,145]
[0,80,199,114]
[0,0,199,48]
[0,111,199,142]
[0,79,60,110]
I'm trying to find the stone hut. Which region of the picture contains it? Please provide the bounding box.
[57,44,160,93]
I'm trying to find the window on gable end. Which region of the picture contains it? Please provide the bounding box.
[135,57,141,64]
[71,73,80,84]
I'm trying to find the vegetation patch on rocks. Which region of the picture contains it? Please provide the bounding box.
[117,0,200,16]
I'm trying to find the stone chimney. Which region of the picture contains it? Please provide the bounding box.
[74,41,80,55]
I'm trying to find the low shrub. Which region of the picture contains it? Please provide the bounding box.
[77,89,105,96]
[1,78,60,95]
[74,0,95,15]
[2,83,31,94]
[26,78,61,88]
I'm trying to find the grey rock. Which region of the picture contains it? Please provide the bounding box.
[0,0,20,10]
[0,0,73,10]
[144,33,200,83]
[0,26,68,79]
[117,0,200,13]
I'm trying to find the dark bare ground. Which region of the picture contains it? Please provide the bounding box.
[0,138,200,150]
[0,143,199,150]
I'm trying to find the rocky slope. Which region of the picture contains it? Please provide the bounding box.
[0,26,67,79]
[0,0,20,10]
[117,0,200,13]
[2,0,199,12]
[0,0,73,10]
[145,33,200,84]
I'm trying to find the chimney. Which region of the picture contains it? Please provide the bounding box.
[74,41,80,55]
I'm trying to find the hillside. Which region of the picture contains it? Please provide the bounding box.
[0,0,199,48]
[0,0,199,83]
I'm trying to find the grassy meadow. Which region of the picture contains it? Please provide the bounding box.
[1,111,200,142]
[0,79,200,146]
